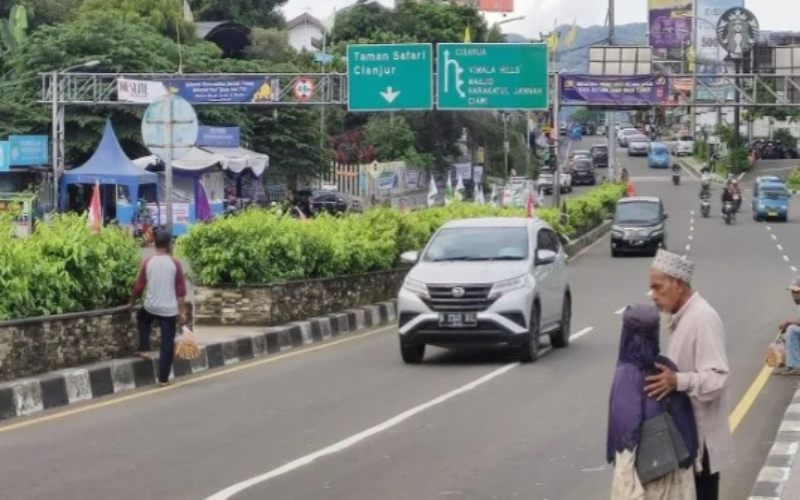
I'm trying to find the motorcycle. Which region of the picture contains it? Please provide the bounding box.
[722,202,736,224]
[732,193,742,213]
[700,190,711,218]
[700,180,711,199]
[671,165,681,185]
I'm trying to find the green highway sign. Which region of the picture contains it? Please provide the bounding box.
[436,43,549,110]
[347,43,433,111]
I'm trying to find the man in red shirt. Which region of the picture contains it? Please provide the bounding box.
[130,230,187,386]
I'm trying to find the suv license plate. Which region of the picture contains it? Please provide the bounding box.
[439,313,478,327]
[769,211,778,217]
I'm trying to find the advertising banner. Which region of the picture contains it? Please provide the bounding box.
[117,78,168,103]
[197,126,240,148]
[164,78,281,104]
[560,75,670,106]
[9,135,49,166]
[649,0,693,49]
[0,141,9,172]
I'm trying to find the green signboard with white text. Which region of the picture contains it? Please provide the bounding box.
[436,43,549,110]
[347,43,433,111]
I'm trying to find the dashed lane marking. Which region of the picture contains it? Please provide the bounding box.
[792,266,798,273]
[778,244,784,252]
[614,307,626,315]
[784,255,791,263]
[772,234,778,241]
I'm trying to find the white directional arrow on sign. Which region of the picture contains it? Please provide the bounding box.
[380,87,401,104]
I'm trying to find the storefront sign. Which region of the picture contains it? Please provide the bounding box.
[197,127,241,148]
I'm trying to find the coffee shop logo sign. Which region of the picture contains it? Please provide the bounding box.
[716,8,759,59]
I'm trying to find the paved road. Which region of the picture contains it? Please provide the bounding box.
[1,147,798,499]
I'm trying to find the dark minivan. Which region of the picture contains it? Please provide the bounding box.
[591,145,608,168]
[610,196,668,257]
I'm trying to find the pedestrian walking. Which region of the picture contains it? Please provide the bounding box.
[608,303,698,500]
[645,250,733,500]
[130,230,187,386]
[777,277,800,376]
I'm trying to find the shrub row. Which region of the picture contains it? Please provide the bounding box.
[178,183,626,287]
[0,214,140,321]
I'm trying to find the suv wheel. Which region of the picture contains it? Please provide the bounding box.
[518,303,541,362]
[550,294,571,348]
[400,342,425,364]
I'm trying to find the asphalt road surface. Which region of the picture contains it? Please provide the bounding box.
[1,146,798,500]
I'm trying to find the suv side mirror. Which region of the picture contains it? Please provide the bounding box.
[400,250,420,265]
[535,249,557,266]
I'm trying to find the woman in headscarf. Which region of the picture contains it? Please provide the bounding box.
[607,303,698,500]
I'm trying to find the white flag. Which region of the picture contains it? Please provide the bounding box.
[475,185,485,205]
[455,172,465,202]
[427,176,438,207]
[445,172,454,206]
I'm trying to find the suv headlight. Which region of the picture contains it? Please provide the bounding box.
[488,275,527,300]
[402,278,429,299]
[650,224,664,237]
[611,225,624,237]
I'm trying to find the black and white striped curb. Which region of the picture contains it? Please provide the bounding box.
[0,300,397,422]
[749,384,800,500]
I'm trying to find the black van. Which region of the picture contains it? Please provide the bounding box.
[590,145,608,168]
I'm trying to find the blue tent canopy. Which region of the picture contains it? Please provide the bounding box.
[60,120,158,210]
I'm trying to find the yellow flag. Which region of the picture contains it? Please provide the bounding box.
[546,31,559,52]
[464,25,472,43]
[564,22,577,47]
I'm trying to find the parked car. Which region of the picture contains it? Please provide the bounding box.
[569,158,597,185]
[672,135,694,156]
[538,166,572,194]
[752,180,790,222]
[397,217,572,363]
[627,134,651,156]
[310,190,353,215]
[648,142,671,168]
[610,196,668,257]
[751,139,800,160]
[591,144,609,168]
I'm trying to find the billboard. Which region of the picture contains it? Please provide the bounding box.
[560,75,670,106]
[453,0,513,13]
[649,0,693,49]
[117,77,281,104]
[697,0,743,73]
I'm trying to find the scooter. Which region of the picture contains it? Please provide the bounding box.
[700,195,711,218]
[671,165,681,185]
[722,202,736,224]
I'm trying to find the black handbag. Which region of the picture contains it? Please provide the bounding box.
[635,401,691,484]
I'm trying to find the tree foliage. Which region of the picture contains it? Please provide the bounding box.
[246,28,302,65]
[1,0,81,28]
[191,0,287,28]
[363,115,415,162]
[77,0,195,40]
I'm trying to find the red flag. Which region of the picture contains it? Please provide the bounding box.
[526,191,535,218]
[626,182,636,197]
[88,181,102,233]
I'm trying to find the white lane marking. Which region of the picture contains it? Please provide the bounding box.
[647,290,653,297]
[792,266,799,273]
[690,226,695,232]
[690,210,696,216]
[688,235,693,241]
[571,327,595,341]
[778,244,784,251]
[203,362,519,499]
[615,307,626,315]
[784,255,791,263]
[685,244,691,252]
[767,226,773,231]
[204,326,599,500]
[772,234,778,241]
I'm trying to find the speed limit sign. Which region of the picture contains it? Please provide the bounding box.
[293,77,315,102]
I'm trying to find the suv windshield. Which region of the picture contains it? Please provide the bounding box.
[762,187,789,200]
[615,202,661,224]
[651,146,668,155]
[591,147,607,156]
[424,227,529,262]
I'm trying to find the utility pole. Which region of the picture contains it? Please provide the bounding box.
[608,0,615,45]
[606,0,616,181]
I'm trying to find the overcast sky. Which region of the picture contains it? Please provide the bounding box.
[282,0,798,37]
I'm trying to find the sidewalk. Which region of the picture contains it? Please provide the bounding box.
[749,383,800,499]
[0,301,397,422]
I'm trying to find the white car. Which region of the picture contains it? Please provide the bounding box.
[627,134,651,156]
[617,128,640,147]
[672,136,694,156]
[397,218,572,363]
[538,167,572,194]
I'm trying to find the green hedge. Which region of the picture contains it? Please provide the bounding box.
[178,183,626,287]
[0,214,140,321]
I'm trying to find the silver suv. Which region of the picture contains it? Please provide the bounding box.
[397,218,572,364]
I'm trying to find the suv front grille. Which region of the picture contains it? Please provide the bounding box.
[423,285,495,312]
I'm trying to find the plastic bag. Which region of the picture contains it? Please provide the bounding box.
[175,325,200,360]
[766,338,786,368]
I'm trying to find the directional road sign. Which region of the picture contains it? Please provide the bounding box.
[347,43,433,111]
[436,43,549,110]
